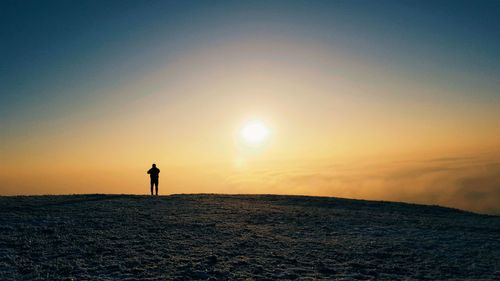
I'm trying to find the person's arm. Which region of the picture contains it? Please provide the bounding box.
[147,169,151,174]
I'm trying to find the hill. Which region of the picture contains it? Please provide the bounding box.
[1,194,499,280]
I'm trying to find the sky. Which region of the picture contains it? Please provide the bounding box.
[1,0,500,214]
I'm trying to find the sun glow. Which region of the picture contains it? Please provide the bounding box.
[239,120,271,146]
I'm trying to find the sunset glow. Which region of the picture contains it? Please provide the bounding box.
[1,1,500,214]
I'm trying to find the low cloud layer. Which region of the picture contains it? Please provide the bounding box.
[225,153,500,214]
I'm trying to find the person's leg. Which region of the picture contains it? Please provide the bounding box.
[155,180,159,196]
[150,181,154,196]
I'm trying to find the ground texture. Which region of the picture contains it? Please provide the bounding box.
[1,194,499,280]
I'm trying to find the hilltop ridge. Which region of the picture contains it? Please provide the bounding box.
[1,194,499,280]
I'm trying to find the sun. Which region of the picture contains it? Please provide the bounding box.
[239,120,271,146]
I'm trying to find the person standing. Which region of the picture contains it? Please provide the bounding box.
[147,164,160,196]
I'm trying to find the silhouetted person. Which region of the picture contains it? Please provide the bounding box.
[147,164,160,196]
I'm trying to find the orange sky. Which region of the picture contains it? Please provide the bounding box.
[2,1,500,214]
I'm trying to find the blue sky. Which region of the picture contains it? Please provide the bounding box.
[2,1,499,117]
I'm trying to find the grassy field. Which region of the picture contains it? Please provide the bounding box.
[1,194,499,280]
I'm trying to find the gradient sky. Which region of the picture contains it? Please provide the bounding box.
[1,0,500,214]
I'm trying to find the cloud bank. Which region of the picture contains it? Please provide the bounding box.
[224,153,500,214]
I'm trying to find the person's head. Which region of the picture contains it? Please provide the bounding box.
[152,164,156,168]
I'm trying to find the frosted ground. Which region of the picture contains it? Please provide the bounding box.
[1,194,499,280]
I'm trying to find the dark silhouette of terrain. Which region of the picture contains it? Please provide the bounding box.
[1,194,499,280]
